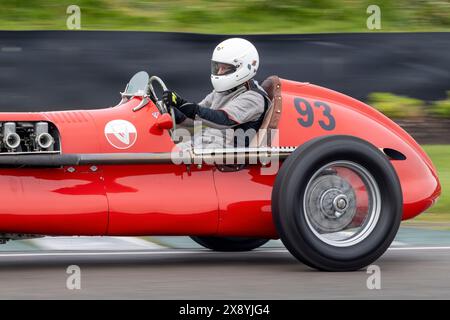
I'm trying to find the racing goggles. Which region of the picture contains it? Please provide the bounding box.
[211,61,237,76]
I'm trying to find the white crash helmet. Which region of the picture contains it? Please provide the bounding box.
[210,38,259,92]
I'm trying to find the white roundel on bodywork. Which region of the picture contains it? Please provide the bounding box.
[104,119,138,149]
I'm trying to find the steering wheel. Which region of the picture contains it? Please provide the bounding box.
[148,76,176,132]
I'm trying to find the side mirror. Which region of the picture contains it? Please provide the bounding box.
[155,113,173,130]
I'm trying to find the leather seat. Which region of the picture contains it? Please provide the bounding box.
[250,75,283,147]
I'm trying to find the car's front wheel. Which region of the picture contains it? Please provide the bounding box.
[272,135,403,271]
[190,236,269,252]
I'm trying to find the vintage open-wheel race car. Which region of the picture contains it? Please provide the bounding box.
[0,71,440,271]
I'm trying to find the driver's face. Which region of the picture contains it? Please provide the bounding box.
[217,63,234,75]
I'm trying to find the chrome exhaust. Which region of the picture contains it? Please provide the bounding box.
[36,132,54,149]
[3,122,21,150]
[4,133,20,150]
[34,122,54,150]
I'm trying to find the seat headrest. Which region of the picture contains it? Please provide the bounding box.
[261,76,278,101]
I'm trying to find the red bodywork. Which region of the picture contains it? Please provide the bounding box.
[0,79,441,238]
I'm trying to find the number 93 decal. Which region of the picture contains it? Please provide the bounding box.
[294,97,336,131]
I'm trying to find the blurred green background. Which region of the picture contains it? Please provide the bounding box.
[1,0,449,223]
[0,0,449,33]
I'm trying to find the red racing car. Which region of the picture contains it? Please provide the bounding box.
[0,72,440,271]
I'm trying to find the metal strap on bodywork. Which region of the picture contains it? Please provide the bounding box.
[0,146,296,167]
[191,146,296,166]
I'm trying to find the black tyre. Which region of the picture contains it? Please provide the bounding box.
[190,236,269,252]
[272,135,402,271]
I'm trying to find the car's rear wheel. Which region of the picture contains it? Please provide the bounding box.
[272,135,402,271]
[190,236,269,251]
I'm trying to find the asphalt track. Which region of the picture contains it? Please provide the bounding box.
[0,246,450,299]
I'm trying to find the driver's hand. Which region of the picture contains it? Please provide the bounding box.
[163,90,186,109]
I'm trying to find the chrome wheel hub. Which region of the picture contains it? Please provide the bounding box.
[306,175,357,233]
[303,161,381,247]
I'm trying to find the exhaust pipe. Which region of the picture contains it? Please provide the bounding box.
[36,133,54,149]
[3,122,20,150]
[34,122,54,150]
[4,133,20,150]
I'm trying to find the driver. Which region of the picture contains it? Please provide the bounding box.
[162,38,270,149]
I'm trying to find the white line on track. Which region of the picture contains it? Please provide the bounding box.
[262,247,450,253]
[0,246,450,258]
[388,246,450,251]
[0,250,204,258]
